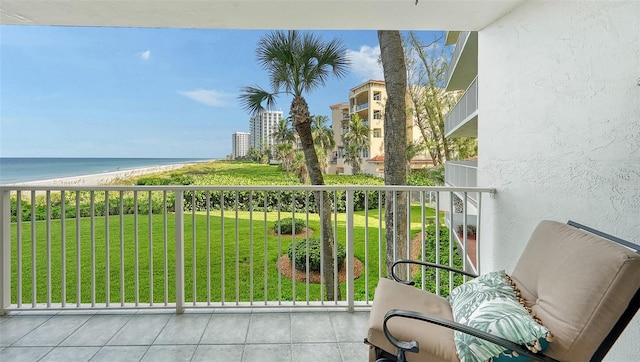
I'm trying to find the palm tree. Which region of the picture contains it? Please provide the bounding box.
[292,151,308,184]
[246,147,261,163]
[311,115,335,173]
[343,142,362,175]
[272,118,295,145]
[239,30,349,301]
[272,118,296,173]
[275,141,295,174]
[343,113,370,174]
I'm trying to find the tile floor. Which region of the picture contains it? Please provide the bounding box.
[0,309,371,361]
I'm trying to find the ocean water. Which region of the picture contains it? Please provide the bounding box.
[0,158,211,184]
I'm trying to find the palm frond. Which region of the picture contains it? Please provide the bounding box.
[254,30,350,98]
[299,34,350,94]
[256,30,297,96]
[238,85,277,115]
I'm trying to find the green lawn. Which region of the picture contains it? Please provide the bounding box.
[10,205,458,305]
[9,161,460,305]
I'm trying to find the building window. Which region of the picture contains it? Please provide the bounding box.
[373,92,381,101]
[362,149,369,158]
[373,110,381,120]
[373,128,381,138]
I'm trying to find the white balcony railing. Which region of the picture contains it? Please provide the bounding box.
[445,31,471,87]
[445,76,478,137]
[445,161,478,189]
[352,103,369,113]
[0,185,494,315]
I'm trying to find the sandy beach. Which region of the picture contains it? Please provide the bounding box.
[8,162,204,187]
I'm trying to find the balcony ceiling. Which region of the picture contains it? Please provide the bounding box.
[1,0,525,30]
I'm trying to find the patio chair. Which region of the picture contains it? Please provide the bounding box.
[365,220,640,361]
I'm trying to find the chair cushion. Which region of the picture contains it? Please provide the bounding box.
[367,278,459,362]
[449,270,552,362]
[510,220,640,361]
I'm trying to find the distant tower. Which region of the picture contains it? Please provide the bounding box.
[232,132,250,159]
[249,110,284,153]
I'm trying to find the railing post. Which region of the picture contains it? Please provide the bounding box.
[345,189,355,312]
[0,189,11,315]
[175,190,185,314]
[0,190,11,315]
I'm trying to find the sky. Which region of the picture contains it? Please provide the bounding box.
[0,26,443,158]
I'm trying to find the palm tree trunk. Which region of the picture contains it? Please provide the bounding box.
[378,30,409,280]
[291,95,337,301]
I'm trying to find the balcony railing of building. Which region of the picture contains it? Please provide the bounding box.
[445,31,471,88]
[0,185,494,315]
[445,76,478,138]
[352,103,369,113]
[445,161,477,189]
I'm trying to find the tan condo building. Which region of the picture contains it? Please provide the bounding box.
[328,80,432,176]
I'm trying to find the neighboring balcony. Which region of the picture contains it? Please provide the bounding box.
[352,103,368,112]
[445,31,478,92]
[445,160,478,189]
[445,76,478,138]
[444,161,479,271]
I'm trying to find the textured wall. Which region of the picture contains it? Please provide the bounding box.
[478,0,640,359]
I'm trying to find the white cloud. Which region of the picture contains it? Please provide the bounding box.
[178,89,234,107]
[346,45,384,81]
[140,50,151,60]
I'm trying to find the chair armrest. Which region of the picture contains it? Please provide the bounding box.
[391,259,478,285]
[383,309,559,362]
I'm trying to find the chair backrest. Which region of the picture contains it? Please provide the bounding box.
[510,220,640,361]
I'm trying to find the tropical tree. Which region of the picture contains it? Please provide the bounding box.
[247,146,269,164]
[405,31,477,166]
[239,30,349,301]
[272,118,295,145]
[272,118,297,173]
[343,113,370,174]
[378,30,409,280]
[275,141,295,174]
[311,115,335,173]
[292,151,308,184]
[343,143,362,175]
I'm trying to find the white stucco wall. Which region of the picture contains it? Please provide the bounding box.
[478,0,640,359]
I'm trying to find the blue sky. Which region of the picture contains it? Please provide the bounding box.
[0,26,442,158]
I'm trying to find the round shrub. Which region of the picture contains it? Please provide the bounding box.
[273,217,306,235]
[288,238,346,273]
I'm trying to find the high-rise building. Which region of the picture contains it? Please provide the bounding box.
[249,110,284,153]
[232,132,250,159]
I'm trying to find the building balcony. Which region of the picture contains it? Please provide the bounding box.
[352,103,369,112]
[445,31,478,92]
[445,76,478,138]
[445,160,479,205]
[0,185,492,311]
[445,160,478,189]
[0,184,493,360]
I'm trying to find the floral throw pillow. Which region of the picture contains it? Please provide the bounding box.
[449,270,553,362]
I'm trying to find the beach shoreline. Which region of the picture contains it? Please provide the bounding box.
[3,161,209,187]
